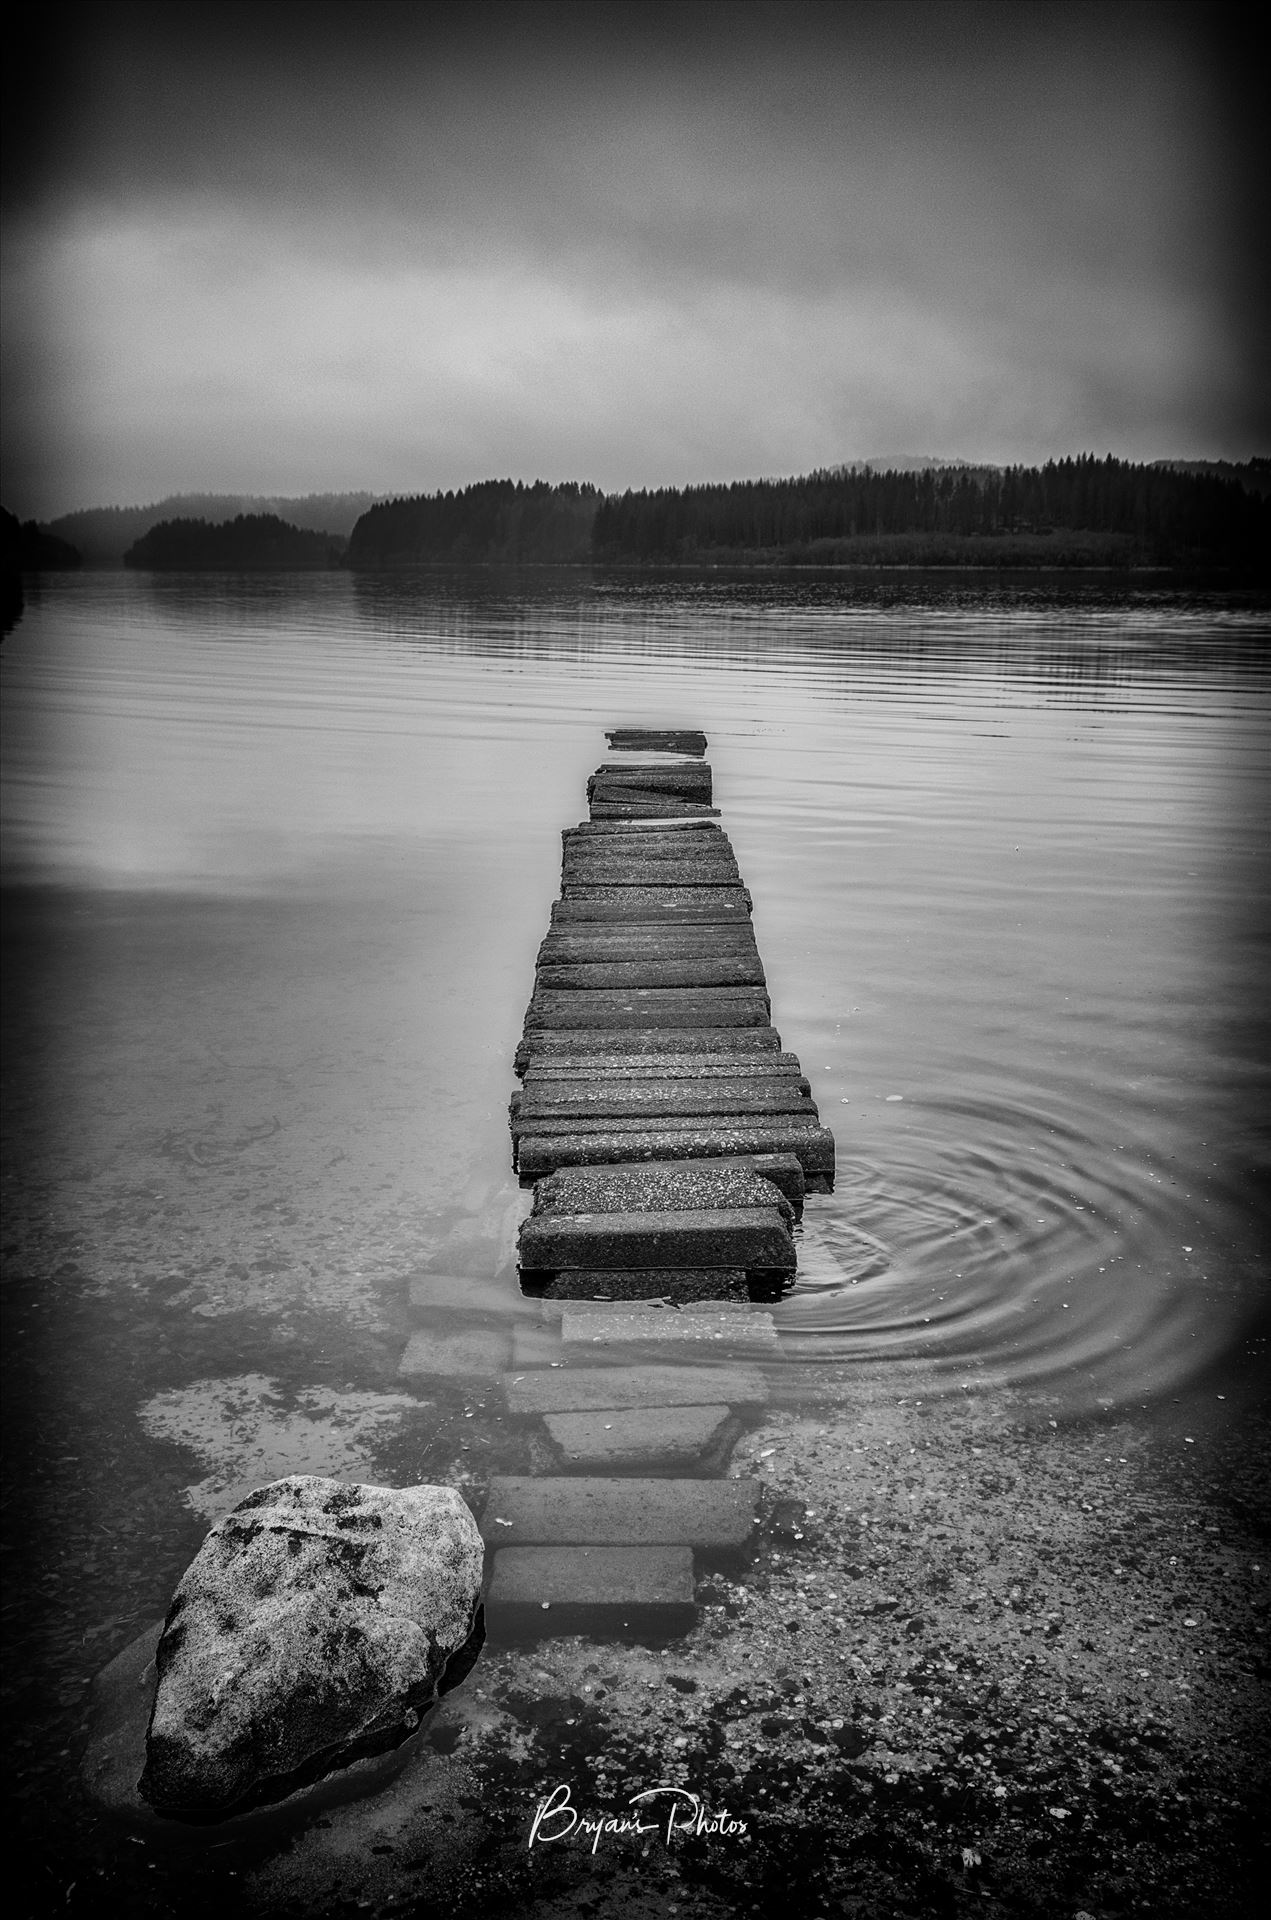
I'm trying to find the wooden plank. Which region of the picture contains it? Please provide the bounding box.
[533,956,765,989]
[521,1056,805,1080]
[517,1205,796,1272]
[511,1081,818,1120]
[529,1164,794,1218]
[549,895,751,923]
[524,986,770,1029]
[605,729,707,754]
[514,1120,835,1181]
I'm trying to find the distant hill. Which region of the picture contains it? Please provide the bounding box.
[347,480,601,566]
[2,506,81,636]
[46,492,381,566]
[591,454,1271,569]
[1151,458,1271,499]
[844,454,989,473]
[124,514,345,570]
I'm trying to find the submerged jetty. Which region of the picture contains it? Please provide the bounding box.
[482,729,835,1634]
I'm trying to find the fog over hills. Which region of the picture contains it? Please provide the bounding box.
[43,493,382,566]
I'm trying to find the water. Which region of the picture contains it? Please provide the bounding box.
[3,568,1269,1871]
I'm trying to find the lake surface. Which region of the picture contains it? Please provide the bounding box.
[3,568,1269,1842]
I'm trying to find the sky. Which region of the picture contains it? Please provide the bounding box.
[2,0,1265,520]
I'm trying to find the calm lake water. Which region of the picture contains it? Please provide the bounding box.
[2,567,1269,1845]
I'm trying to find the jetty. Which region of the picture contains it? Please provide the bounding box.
[477,730,834,1636]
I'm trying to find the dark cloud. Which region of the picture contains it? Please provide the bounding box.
[3,1,1264,517]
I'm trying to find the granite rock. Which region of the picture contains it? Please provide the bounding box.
[140,1476,484,1821]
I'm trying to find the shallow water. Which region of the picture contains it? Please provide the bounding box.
[6,570,1268,1416]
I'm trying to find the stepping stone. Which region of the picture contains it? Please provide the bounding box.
[481,1476,759,1547]
[524,986,770,1029]
[520,1268,752,1303]
[486,1544,696,1619]
[529,1165,794,1220]
[517,1206,795,1273]
[559,1306,778,1350]
[532,956,765,989]
[503,1363,767,1412]
[398,1329,513,1377]
[515,1026,782,1072]
[549,896,751,924]
[542,1404,735,1466]
[511,1079,817,1120]
[606,730,707,754]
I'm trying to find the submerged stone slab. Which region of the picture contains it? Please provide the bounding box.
[139,1477,484,1822]
[503,1363,768,1412]
[517,1205,795,1273]
[529,1164,793,1222]
[398,1330,513,1378]
[533,956,765,989]
[542,1404,735,1466]
[559,1306,778,1350]
[487,1544,695,1611]
[482,1475,758,1547]
[605,729,707,754]
[525,986,770,1030]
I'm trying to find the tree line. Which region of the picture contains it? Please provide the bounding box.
[124,515,345,569]
[589,456,1270,567]
[345,479,600,565]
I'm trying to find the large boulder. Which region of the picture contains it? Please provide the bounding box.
[139,1476,484,1822]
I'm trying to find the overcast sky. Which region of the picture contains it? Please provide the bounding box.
[2,0,1264,519]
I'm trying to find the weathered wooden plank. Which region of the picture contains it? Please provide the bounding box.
[481,1476,758,1547]
[534,956,766,990]
[569,816,723,837]
[563,824,729,851]
[588,763,713,798]
[511,1080,819,1120]
[536,929,760,963]
[549,894,751,923]
[524,986,770,1029]
[529,1164,793,1219]
[605,729,707,754]
[521,1056,805,1080]
[589,800,721,820]
[520,1266,753,1303]
[517,1205,795,1272]
[502,1363,768,1411]
[513,1119,835,1182]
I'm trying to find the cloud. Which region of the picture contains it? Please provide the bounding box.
[3,1,1263,516]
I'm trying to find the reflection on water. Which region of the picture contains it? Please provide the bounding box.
[4,568,1269,1418]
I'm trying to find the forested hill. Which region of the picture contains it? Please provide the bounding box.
[124,515,344,570]
[591,456,1271,568]
[346,480,600,565]
[48,492,379,566]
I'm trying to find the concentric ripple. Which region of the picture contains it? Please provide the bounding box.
[774,1089,1265,1404]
